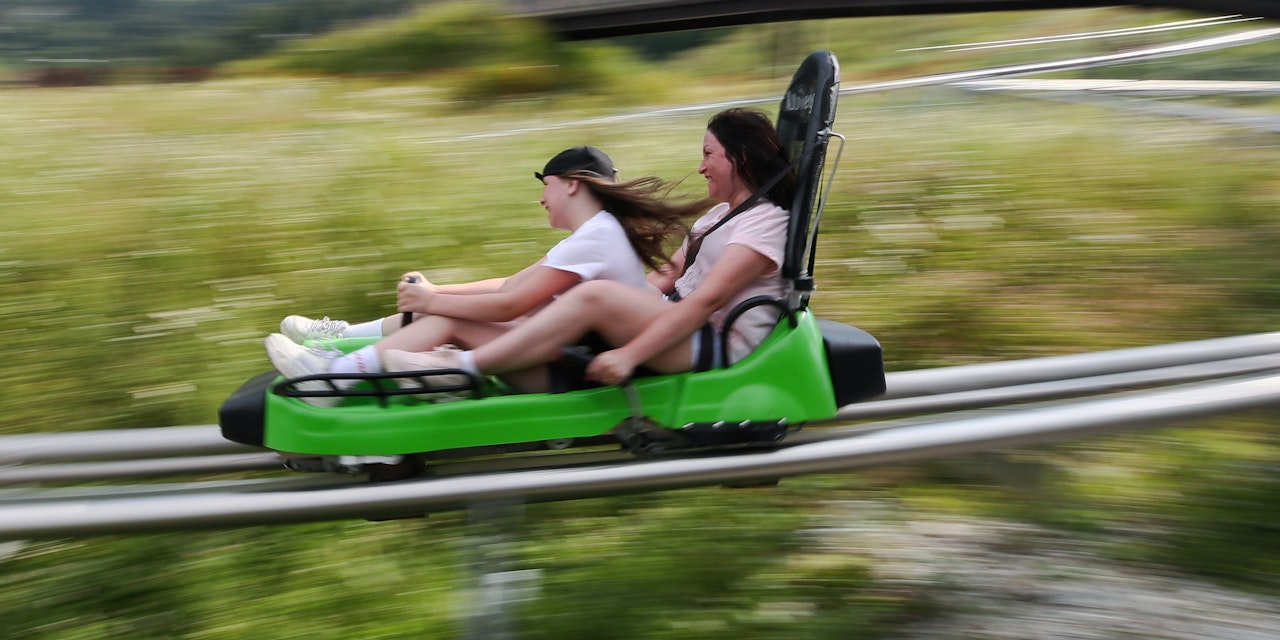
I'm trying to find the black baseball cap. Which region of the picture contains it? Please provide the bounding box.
[535,146,617,182]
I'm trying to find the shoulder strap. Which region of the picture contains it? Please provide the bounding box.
[680,156,797,275]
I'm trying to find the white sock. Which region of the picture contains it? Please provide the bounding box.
[328,345,383,388]
[457,350,481,376]
[344,319,384,338]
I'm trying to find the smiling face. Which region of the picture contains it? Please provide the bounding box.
[539,175,574,230]
[698,129,743,204]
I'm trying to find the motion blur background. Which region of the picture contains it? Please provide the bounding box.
[1,1,1277,638]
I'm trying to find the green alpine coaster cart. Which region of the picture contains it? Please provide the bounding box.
[219,51,886,477]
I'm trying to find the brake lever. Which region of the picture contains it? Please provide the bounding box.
[401,275,418,328]
[558,347,643,418]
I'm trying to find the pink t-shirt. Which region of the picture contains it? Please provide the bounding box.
[673,201,788,364]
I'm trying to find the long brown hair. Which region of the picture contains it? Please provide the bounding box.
[566,171,710,271]
[706,107,796,207]
[676,108,796,275]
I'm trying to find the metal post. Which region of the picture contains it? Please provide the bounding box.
[460,499,540,640]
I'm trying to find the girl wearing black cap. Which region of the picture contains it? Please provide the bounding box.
[265,146,708,405]
[379,107,798,392]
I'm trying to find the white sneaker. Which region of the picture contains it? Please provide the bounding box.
[265,333,344,407]
[382,345,472,401]
[280,315,349,343]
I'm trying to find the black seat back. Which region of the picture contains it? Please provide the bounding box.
[775,50,841,307]
[716,52,842,360]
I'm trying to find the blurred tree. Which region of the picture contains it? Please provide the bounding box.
[613,29,733,61]
[66,0,142,20]
[0,0,416,72]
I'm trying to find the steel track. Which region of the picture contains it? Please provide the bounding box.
[0,331,1276,537]
[0,370,1276,538]
[5,331,1277,468]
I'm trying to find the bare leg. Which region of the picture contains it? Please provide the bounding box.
[378,312,430,337]
[374,314,516,354]
[380,314,403,336]
[377,314,550,391]
[471,281,691,375]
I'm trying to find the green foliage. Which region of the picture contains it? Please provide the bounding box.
[889,423,1280,593]
[236,2,662,103]
[254,2,540,74]
[519,491,927,639]
[1155,457,1280,590]
[0,522,468,639]
[0,0,414,71]
[1070,424,1280,591]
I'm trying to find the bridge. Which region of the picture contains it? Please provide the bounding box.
[515,0,1280,39]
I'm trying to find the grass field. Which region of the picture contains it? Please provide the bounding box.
[1,6,1278,639]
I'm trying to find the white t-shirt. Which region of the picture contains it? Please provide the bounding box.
[542,211,650,291]
[673,201,789,364]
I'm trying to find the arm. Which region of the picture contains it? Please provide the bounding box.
[400,271,507,295]
[646,246,685,296]
[398,264,581,323]
[398,259,546,308]
[587,245,774,384]
[432,277,507,295]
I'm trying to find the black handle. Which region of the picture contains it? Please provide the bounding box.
[401,275,418,328]
[558,345,595,368]
[558,346,641,415]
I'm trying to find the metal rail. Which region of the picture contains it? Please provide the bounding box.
[518,0,1280,40]
[0,372,1275,539]
[840,353,1280,420]
[0,476,359,505]
[4,356,1269,497]
[959,83,1280,133]
[423,26,1280,146]
[0,424,257,465]
[839,27,1280,96]
[1,332,1276,486]
[877,331,1280,399]
[0,453,281,486]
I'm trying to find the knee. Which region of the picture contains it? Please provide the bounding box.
[559,280,615,308]
[418,314,456,332]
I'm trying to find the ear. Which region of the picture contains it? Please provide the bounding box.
[563,178,582,195]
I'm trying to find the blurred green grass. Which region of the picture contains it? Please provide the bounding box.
[2,6,1279,638]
